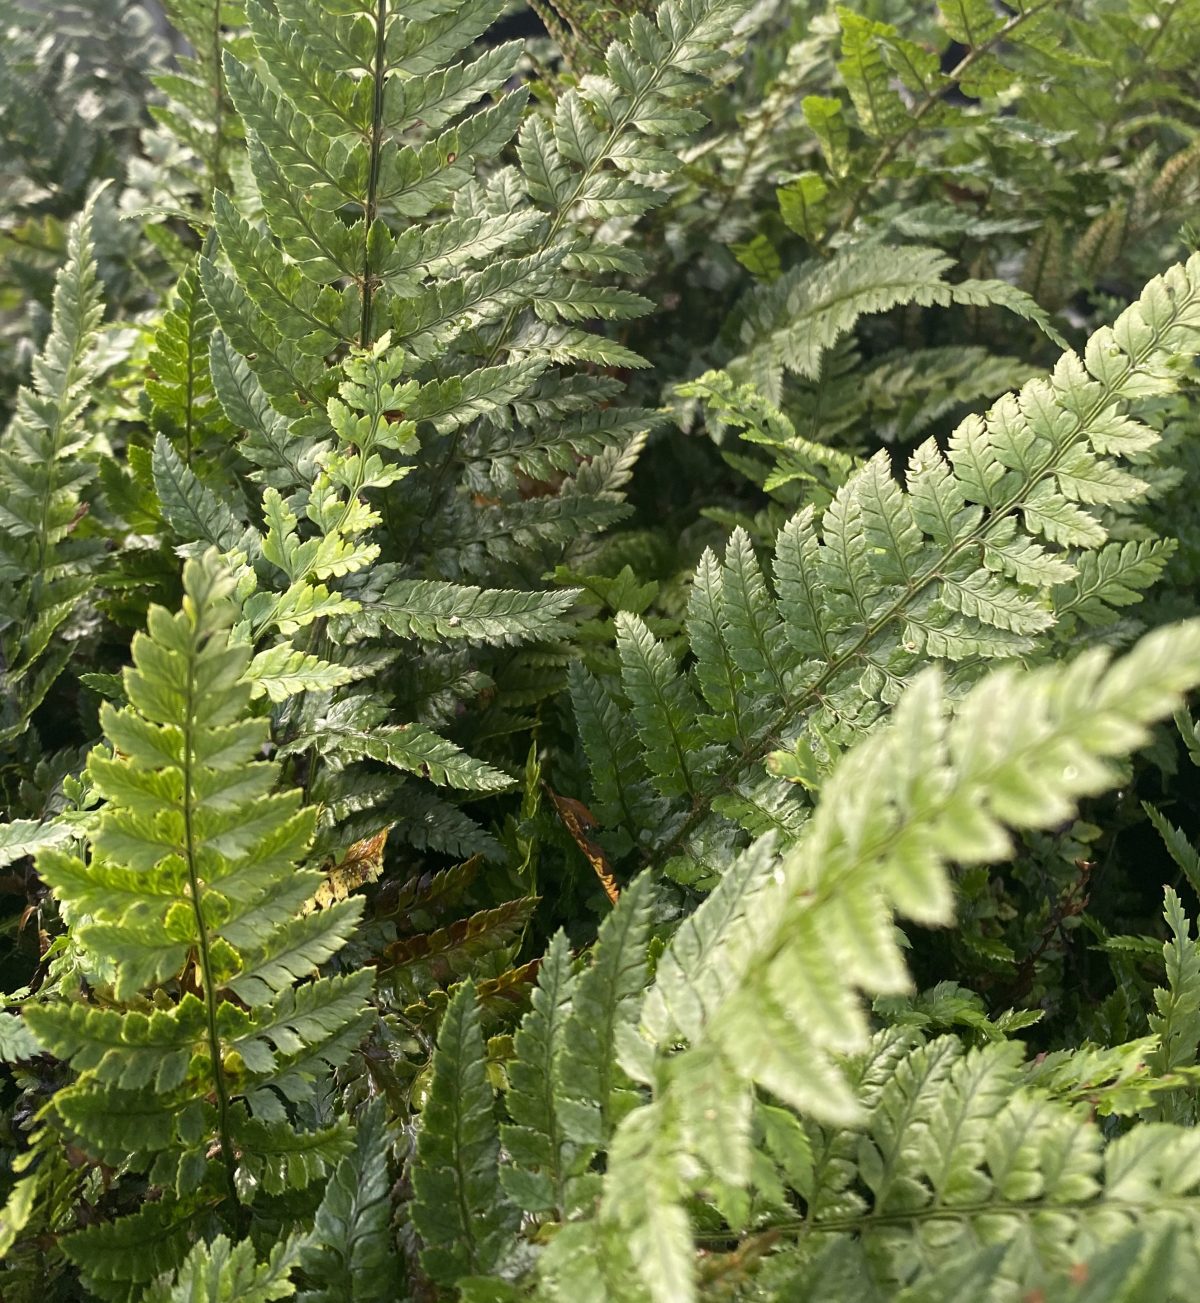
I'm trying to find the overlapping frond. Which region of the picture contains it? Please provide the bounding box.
[556,620,1200,1303]
[201,0,748,581]
[578,253,1200,885]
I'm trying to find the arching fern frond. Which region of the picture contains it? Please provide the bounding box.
[728,241,1066,405]
[577,252,1200,886]
[563,618,1200,1303]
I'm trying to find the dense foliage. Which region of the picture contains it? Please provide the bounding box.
[5,0,1200,1298]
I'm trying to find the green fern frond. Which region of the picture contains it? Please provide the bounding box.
[411,979,518,1285]
[499,929,577,1216]
[0,816,73,867]
[576,619,1200,1303]
[579,253,1200,884]
[146,262,227,466]
[198,0,747,591]
[144,1233,303,1303]
[1147,887,1200,1122]
[747,1034,1200,1299]
[0,189,105,743]
[557,873,654,1152]
[375,579,579,646]
[152,432,247,554]
[299,1099,399,1302]
[23,552,374,1296]
[730,242,1065,404]
[152,1,246,205]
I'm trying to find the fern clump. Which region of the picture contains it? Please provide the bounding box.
[9,3,1200,1301]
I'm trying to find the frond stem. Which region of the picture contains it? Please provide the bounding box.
[209,0,225,204]
[359,0,388,347]
[182,619,241,1216]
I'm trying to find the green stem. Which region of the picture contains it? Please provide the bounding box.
[182,620,240,1214]
[209,0,225,204]
[359,0,388,347]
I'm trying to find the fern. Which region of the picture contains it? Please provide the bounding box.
[555,874,653,1153]
[298,1099,399,1302]
[0,190,105,744]
[549,619,1200,1302]
[21,553,373,1297]
[411,978,517,1285]
[728,240,1065,405]
[499,929,576,1217]
[152,0,753,867]
[577,252,1200,886]
[1146,887,1200,1123]
[12,6,1200,1302]
[144,1234,304,1303]
[411,870,655,1289]
[375,580,578,646]
[205,0,747,574]
[149,1,247,213]
[145,260,227,468]
[738,1034,1200,1299]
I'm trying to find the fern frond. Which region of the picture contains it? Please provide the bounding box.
[296,719,513,793]
[299,1099,399,1302]
[376,580,579,646]
[730,242,1065,404]
[500,929,577,1217]
[567,659,664,839]
[146,262,226,466]
[152,1,246,204]
[144,1233,303,1303]
[0,816,72,867]
[152,432,247,553]
[748,1033,1200,1299]
[1147,887,1200,1121]
[0,188,105,742]
[579,253,1200,883]
[557,873,654,1151]
[577,619,1200,1302]
[411,979,518,1284]
[23,553,374,1294]
[616,613,711,800]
